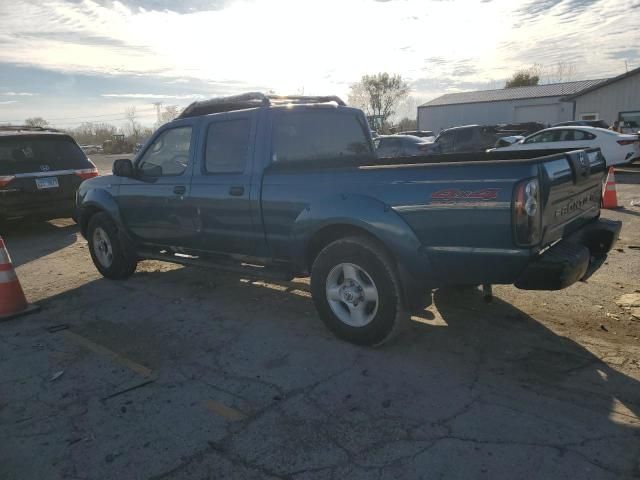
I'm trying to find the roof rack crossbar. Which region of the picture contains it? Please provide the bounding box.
[177,92,346,119]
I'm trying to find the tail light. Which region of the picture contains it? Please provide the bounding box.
[513,178,541,246]
[74,168,99,180]
[75,160,99,180]
[0,175,16,188]
[418,143,430,151]
[617,139,637,146]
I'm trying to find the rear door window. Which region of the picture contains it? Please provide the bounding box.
[272,110,373,164]
[453,129,474,151]
[524,130,561,144]
[205,119,251,173]
[436,131,455,151]
[0,135,88,175]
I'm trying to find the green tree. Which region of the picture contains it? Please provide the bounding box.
[505,67,540,88]
[348,73,410,131]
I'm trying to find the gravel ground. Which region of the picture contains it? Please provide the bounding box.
[0,169,639,479]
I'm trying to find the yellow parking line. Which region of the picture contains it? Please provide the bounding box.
[203,399,246,421]
[63,330,155,379]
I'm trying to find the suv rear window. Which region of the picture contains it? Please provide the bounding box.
[0,135,88,175]
[272,110,373,164]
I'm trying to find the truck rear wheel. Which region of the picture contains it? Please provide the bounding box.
[310,236,407,346]
[87,212,137,280]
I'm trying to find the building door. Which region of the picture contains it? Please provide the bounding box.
[514,104,559,124]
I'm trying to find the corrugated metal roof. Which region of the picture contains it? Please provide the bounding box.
[419,79,608,107]
[564,66,640,100]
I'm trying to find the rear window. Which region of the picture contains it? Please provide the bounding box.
[272,110,373,164]
[0,135,88,175]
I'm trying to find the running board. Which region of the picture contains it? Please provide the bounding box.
[137,249,294,281]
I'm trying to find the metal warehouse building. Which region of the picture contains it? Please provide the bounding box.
[567,66,640,129]
[418,79,605,133]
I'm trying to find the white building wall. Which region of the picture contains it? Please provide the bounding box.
[417,97,574,133]
[574,73,640,124]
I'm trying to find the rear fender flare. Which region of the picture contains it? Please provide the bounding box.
[291,193,431,281]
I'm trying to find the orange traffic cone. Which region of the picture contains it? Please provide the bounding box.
[0,237,39,320]
[602,167,619,209]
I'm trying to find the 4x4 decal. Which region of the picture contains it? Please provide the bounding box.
[431,188,500,201]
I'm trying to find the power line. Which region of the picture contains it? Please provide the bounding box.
[0,107,158,124]
[49,112,159,127]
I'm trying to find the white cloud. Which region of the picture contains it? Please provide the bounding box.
[0,0,638,103]
[101,93,205,99]
[0,100,19,105]
[1,92,35,96]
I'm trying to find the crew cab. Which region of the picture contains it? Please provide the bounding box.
[77,93,621,346]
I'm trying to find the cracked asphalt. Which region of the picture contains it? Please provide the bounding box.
[1,168,640,479]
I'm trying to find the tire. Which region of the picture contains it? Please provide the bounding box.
[87,212,137,280]
[310,235,407,346]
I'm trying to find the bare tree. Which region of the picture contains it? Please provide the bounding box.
[160,105,181,125]
[348,73,410,132]
[393,96,425,124]
[543,62,577,84]
[24,117,49,128]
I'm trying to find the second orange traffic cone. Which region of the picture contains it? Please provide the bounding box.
[602,167,619,209]
[0,236,39,320]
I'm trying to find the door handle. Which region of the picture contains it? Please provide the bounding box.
[229,186,244,196]
[173,185,186,195]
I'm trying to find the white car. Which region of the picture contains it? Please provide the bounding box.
[490,126,640,166]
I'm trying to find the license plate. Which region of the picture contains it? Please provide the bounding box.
[35,177,59,189]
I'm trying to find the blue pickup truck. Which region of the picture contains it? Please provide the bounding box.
[77,93,621,346]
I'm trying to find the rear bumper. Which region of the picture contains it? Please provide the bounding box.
[0,198,76,221]
[515,218,621,290]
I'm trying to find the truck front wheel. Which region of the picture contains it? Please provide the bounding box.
[87,212,137,280]
[310,236,407,346]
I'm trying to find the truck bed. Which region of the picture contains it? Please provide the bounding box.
[262,148,606,287]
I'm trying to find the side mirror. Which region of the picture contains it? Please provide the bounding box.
[112,158,134,177]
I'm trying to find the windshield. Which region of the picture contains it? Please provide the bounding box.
[0,135,87,175]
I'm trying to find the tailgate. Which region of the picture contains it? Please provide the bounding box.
[539,148,606,247]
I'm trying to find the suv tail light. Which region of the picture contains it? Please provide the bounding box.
[513,178,541,246]
[74,168,99,180]
[0,175,16,188]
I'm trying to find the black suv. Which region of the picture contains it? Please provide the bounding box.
[0,126,98,225]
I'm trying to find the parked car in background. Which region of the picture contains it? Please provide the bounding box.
[80,144,102,155]
[428,123,544,155]
[620,120,640,134]
[490,126,640,166]
[0,126,98,225]
[494,135,525,148]
[554,120,610,129]
[77,92,620,346]
[396,130,435,141]
[374,135,432,158]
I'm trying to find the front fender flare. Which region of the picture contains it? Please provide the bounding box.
[78,188,124,237]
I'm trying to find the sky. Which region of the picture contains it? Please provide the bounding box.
[0,0,638,128]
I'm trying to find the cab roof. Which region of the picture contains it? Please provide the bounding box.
[178,92,347,119]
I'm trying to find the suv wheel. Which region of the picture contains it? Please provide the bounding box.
[87,212,137,280]
[310,236,407,346]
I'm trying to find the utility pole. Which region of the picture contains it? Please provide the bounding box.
[153,102,163,127]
